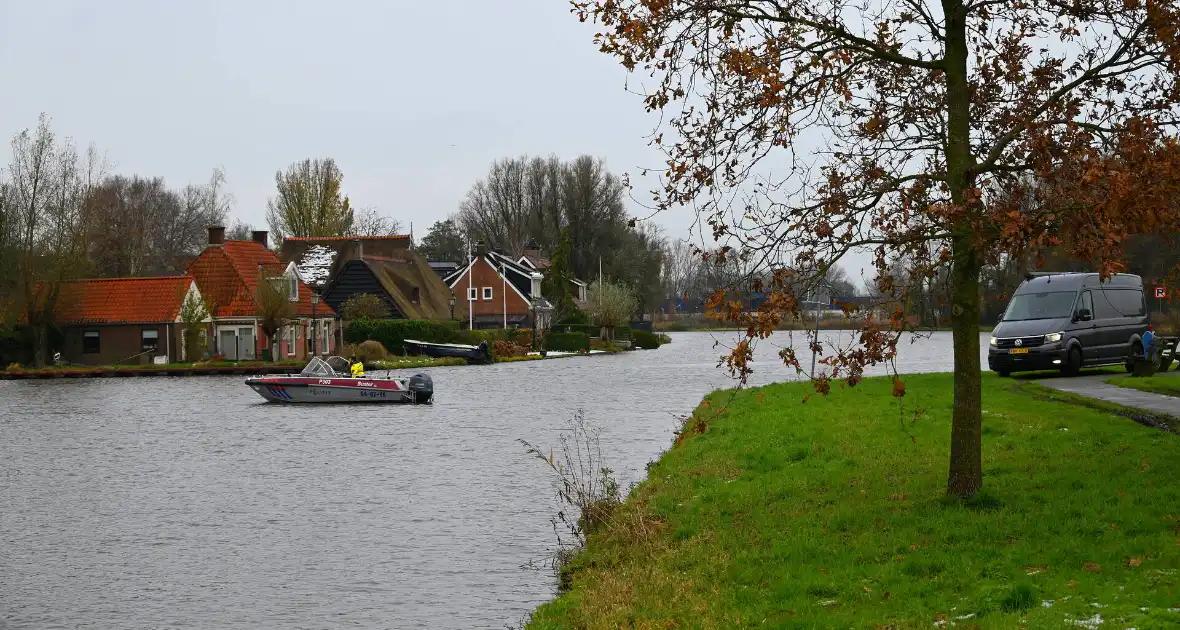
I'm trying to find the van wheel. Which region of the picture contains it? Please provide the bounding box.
[1062,347,1082,376]
[997,370,1011,378]
[1125,342,1143,374]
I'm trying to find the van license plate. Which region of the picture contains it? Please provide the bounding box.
[1009,348,1029,355]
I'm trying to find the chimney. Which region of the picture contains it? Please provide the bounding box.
[523,238,540,259]
[354,239,364,259]
[251,230,269,249]
[475,240,488,258]
[207,226,225,246]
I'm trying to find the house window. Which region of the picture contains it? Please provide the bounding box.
[83,330,100,354]
[287,325,296,356]
[321,321,330,354]
[411,287,421,304]
[483,287,493,300]
[288,275,299,302]
[468,287,478,301]
[142,329,159,352]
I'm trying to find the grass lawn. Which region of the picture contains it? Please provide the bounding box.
[1107,371,1180,398]
[528,373,1180,629]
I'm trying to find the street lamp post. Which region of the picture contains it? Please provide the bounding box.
[531,298,537,351]
[310,294,320,356]
[448,293,457,322]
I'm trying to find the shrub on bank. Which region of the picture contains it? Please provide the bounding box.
[546,332,590,353]
[492,340,529,358]
[632,329,662,349]
[340,340,389,363]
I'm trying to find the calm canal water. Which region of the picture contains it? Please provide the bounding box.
[1,331,987,628]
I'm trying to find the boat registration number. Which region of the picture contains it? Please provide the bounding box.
[1009,348,1029,355]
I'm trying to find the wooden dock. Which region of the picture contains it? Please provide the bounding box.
[0,365,303,380]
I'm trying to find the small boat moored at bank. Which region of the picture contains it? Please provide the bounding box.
[403,339,492,364]
[245,357,433,404]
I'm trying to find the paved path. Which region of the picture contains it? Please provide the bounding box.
[1035,374,1180,417]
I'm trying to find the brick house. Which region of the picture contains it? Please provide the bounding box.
[187,227,338,361]
[37,276,205,366]
[443,241,553,329]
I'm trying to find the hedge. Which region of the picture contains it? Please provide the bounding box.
[346,319,537,354]
[345,319,462,354]
[545,331,590,353]
[632,329,661,349]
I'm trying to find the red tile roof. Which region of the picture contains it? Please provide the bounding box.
[39,276,194,325]
[283,235,411,242]
[186,240,337,318]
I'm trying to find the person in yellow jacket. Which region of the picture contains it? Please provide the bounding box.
[349,356,365,377]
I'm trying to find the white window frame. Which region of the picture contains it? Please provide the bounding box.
[288,273,299,302]
[287,325,296,356]
[321,321,330,354]
[483,287,493,300]
[468,287,478,301]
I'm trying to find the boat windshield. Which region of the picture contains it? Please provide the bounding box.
[300,357,337,377]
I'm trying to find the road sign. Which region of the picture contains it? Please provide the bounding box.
[1157,286,1168,299]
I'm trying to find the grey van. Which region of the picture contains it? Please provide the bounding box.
[987,272,1149,376]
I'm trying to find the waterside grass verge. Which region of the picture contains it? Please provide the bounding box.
[528,372,1180,629]
[1106,371,1180,398]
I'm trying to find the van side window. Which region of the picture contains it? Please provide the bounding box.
[1078,291,1093,317]
[1104,288,1146,317]
[1092,289,1120,319]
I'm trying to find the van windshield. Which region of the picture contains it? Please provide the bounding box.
[1003,291,1077,321]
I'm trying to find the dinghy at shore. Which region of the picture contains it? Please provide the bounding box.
[403,339,492,364]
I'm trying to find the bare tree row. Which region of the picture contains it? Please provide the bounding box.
[451,154,666,315]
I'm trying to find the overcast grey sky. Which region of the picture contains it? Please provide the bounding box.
[0,0,873,284]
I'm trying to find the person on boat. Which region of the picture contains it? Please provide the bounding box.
[349,355,365,377]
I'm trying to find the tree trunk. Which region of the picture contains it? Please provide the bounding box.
[946,240,983,498]
[942,0,983,498]
[33,324,48,368]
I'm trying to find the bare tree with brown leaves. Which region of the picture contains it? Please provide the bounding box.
[575,0,1180,497]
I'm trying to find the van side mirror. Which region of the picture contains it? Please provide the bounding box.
[1075,308,1092,322]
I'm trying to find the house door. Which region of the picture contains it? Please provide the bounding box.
[219,329,238,360]
[238,327,256,360]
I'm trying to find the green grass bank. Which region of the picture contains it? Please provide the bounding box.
[1107,371,1180,398]
[528,373,1180,629]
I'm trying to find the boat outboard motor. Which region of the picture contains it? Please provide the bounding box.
[407,373,434,404]
[478,340,491,364]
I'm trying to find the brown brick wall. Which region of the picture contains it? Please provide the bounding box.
[61,323,183,366]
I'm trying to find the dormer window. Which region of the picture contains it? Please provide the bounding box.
[288,273,298,302]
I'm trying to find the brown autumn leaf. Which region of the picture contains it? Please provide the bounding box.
[1127,557,1143,567]
[1025,565,1047,575]
[1083,562,1101,573]
[883,592,891,601]
[891,378,906,398]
